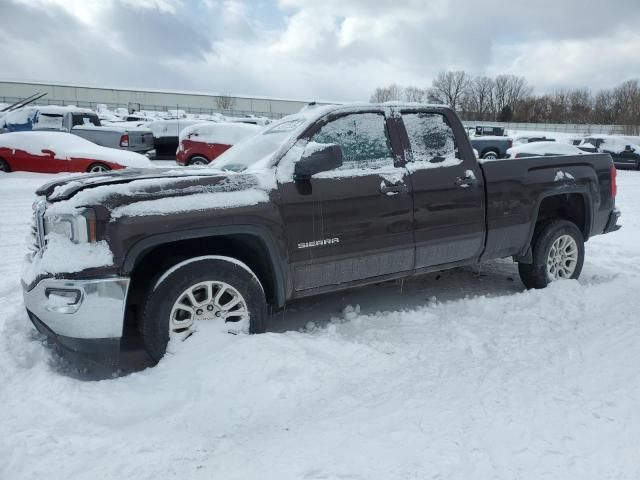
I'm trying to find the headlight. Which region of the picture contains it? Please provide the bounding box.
[44,209,97,243]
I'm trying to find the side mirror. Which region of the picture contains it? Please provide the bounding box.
[294,143,343,181]
[41,149,55,157]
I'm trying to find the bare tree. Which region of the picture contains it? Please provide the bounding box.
[215,95,236,111]
[369,76,640,127]
[467,76,494,119]
[428,71,471,110]
[403,86,426,103]
[369,84,404,103]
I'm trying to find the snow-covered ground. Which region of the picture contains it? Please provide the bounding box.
[1,170,639,479]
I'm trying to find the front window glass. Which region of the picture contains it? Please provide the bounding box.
[310,112,394,171]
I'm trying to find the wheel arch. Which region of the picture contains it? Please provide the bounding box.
[0,155,12,172]
[519,189,592,261]
[122,226,288,325]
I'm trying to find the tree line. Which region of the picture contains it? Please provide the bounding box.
[370,71,640,128]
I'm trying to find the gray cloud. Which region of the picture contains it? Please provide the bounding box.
[1,0,639,101]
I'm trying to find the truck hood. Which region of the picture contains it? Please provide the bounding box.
[38,167,236,202]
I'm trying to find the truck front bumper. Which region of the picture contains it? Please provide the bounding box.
[23,276,130,361]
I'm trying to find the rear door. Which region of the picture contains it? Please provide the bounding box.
[398,109,485,269]
[277,110,414,293]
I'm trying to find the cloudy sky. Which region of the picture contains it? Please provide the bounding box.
[1,0,640,101]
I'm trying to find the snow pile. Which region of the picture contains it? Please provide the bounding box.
[179,122,261,145]
[0,171,639,479]
[21,233,114,285]
[0,131,153,168]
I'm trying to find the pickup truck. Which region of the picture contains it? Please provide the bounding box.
[579,135,640,170]
[469,135,513,160]
[3,106,154,153]
[22,103,621,366]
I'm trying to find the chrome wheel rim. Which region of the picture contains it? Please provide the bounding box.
[89,164,109,173]
[190,158,208,165]
[169,281,249,339]
[0,161,6,172]
[546,234,578,281]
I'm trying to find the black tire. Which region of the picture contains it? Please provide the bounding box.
[140,256,267,363]
[187,156,209,166]
[482,150,499,160]
[0,157,10,173]
[87,163,111,173]
[518,219,585,289]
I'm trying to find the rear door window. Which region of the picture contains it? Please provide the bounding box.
[402,112,459,167]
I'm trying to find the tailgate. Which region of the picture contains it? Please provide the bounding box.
[127,131,154,150]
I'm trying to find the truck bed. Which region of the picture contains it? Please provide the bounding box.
[479,153,616,261]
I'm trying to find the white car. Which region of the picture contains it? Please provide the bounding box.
[506,141,587,159]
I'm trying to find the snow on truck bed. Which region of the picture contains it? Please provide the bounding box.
[1,171,640,479]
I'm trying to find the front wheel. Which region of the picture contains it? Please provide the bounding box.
[0,157,10,172]
[87,163,111,173]
[518,220,585,289]
[187,156,209,166]
[140,256,267,363]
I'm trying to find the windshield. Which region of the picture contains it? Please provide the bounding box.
[214,118,305,172]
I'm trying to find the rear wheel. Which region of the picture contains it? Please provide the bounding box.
[482,150,499,160]
[87,163,111,173]
[518,220,584,289]
[140,256,268,363]
[0,158,10,173]
[187,156,209,166]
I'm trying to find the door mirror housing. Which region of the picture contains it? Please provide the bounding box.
[294,143,343,181]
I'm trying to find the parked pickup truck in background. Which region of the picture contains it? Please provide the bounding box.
[579,135,640,170]
[469,135,513,160]
[23,103,621,367]
[2,106,154,153]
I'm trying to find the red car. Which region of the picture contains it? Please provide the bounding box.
[0,131,152,173]
[176,122,261,166]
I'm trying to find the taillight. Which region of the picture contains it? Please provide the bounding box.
[611,165,617,198]
[514,153,520,159]
[120,134,130,147]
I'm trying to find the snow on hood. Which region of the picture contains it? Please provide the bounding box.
[178,122,261,145]
[0,131,152,168]
[39,164,277,221]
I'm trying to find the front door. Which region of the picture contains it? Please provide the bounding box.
[398,109,485,269]
[277,111,414,293]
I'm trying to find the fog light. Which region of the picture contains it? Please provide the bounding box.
[45,288,82,313]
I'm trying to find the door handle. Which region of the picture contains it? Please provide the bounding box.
[454,174,478,188]
[380,181,407,196]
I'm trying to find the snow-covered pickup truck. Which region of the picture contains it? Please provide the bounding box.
[7,106,154,154]
[22,103,621,366]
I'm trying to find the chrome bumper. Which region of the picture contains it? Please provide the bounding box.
[23,277,130,339]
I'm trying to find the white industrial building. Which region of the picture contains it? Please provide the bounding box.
[0,80,333,119]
